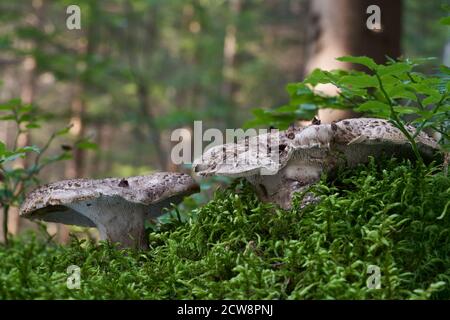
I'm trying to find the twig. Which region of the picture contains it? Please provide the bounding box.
[375,73,423,163]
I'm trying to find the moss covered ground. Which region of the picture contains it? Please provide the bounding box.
[0,158,449,299]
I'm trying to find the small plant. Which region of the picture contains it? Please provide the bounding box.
[246,57,449,163]
[0,98,73,244]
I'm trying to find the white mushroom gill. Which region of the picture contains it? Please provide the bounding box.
[66,196,149,249]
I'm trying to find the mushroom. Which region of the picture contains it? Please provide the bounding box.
[193,118,439,209]
[20,173,199,249]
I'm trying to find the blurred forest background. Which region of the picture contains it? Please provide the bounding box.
[0,0,449,242]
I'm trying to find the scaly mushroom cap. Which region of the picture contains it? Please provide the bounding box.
[194,118,439,177]
[19,172,199,249]
[193,118,440,209]
[193,127,302,178]
[20,172,199,219]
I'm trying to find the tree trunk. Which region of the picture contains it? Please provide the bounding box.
[136,83,168,170]
[62,85,85,243]
[8,0,47,238]
[8,57,37,237]
[221,0,241,127]
[305,0,402,123]
[65,83,86,179]
[61,1,101,243]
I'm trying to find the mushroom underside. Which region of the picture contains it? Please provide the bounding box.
[20,172,200,249]
[28,195,159,249]
[244,141,439,209]
[246,161,323,210]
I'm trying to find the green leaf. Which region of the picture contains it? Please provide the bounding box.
[19,145,41,154]
[387,86,417,101]
[0,152,25,164]
[356,101,390,113]
[276,104,299,113]
[440,65,450,75]
[26,123,41,129]
[17,104,34,114]
[392,106,417,115]
[0,104,14,111]
[339,75,378,88]
[0,115,16,121]
[0,141,5,155]
[439,16,450,25]
[300,103,317,111]
[409,83,441,97]
[422,95,442,106]
[337,56,378,70]
[55,126,72,136]
[377,63,412,77]
[76,140,98,150]
[2,98,21,109]
[286,83,312,97]
[304,69,333,85]
[18,114,34,123]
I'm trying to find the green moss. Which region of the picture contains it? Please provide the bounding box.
[0,158,449,299]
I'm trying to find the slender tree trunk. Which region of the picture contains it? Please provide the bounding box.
[65,83,86,179]
[97,123,114,175]
[122,1,168,170]
[305,0,402,123]
[8,56,37,237]
[7,0,47,238]
[61,1,101,243]
[65,0,100,179]
[136,83,168,170]
[221,0,241,127]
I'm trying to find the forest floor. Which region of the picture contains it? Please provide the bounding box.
[0,158,449,299]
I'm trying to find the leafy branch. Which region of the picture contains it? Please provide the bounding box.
[0,99,75,245]
[247,55,449,166]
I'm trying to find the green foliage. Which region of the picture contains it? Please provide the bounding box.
[0,98,74,244]
[439,4,450,26]
[247,57,450,161]
[1,1,447,173]
[403,2,449,65]
[0,159,449,299]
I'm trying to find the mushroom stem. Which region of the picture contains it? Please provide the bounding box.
[67,196,148,249]
[248,177,320,210]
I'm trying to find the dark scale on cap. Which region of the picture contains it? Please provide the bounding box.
[118,179,129,188]
[331,123,338,131]
[312,117,321,125]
